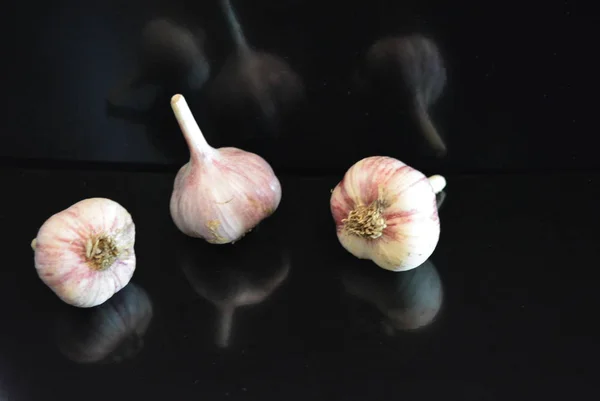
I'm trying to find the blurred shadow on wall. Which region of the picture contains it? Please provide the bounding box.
[105,1,305,164]
[105,15,211,161]
[355,34,448,162]
[205,0,306,141]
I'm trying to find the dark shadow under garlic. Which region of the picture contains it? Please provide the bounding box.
[342,259,443,333]
[207,0,305,136]
[107,18,210,108]
[55,283,154,364]
[362,34,447,157]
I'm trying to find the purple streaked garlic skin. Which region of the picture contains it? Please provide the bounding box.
[331,156,446,272]
[170,94,282,244]
[32,198,136,308]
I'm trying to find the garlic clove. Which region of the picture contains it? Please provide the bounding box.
[32,198,136,308]
[331,156,445,272]
[170,94,282,243]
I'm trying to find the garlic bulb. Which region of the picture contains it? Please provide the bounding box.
[32,198,136,308]
[170,94,282,243]
[330,156,446,272]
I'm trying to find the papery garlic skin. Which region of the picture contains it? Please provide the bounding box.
[32,198,136,308]
[170,94,282,244]
[331,156,444,272]
[170,149,282,243]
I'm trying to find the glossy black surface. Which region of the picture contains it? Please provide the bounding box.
[2,0,599,398]
[2,1,597,173]
[1,167,599,399]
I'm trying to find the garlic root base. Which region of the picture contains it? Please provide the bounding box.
[331,156,445,273]
[32,198,136,308]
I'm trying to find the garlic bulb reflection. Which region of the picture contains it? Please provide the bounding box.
[364,35,447,156]
[343,260,443,332]
[170,94,282,243]
[331,156,446,271]
[180,233,290,348]
[32,198,136,307]
[56,283,153,364]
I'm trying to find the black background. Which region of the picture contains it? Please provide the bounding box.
[2,1,600,400]
[2,0,596,174]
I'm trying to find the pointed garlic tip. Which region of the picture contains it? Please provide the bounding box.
[31,238,37,251]
[428,175,447,194]
[170,94,215,161]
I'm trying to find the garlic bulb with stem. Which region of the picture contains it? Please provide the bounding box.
[56,283,153,364]
[330,156,446,272]
[31,198,136,308]
[170,94,282,243]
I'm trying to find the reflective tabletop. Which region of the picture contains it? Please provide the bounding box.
[1,168,598,399]
[0,0,598,399]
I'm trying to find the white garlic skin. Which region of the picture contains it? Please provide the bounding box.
[32,198,136,308]
[169,94,282,244]
[170,150,282,243]
[330,156,442,272]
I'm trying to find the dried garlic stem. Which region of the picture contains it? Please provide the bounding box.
[171,94,216,163]
[85,235,120,271]
[31,238,37,251]
[428,175,446,194]
[343,200,388,239]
